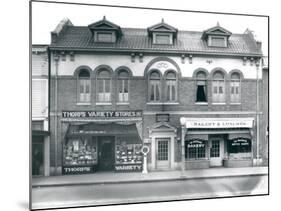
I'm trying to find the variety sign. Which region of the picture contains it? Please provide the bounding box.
[114,164,142,172]
[187,139,206,148]
[62,110,142,118]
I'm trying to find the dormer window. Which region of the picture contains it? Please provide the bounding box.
[202,23,232,48]
[95,31,115,43]
[154,33,172,45]
[148,19,178,45]
[208,36,227,47]
[88,16,122,44]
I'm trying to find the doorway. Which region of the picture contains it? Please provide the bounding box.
[98,136,115,171]
[32,136,44,176]
[209,137,224,167]
[156,138,171,170]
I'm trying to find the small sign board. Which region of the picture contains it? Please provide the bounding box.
[62,165,96,174]
[187,139,206,148]
[114,164,142,172]
[156,113,170,122]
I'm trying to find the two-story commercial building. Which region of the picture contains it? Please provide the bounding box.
[48,17,266,175]
[32,45,50,176]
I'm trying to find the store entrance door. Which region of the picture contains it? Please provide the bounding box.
[210,138,224,167]
[98,136,115,171]
[156,138,170,170]
[32,136,44,176]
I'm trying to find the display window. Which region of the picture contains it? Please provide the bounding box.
[185,139,207,160]
[115,137,143,164]
[63,137,98,166]
[227,138,251,159]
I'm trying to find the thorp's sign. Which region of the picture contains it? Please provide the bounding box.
[62,110,142,118]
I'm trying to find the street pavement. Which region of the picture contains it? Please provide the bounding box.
[32,175,268,210]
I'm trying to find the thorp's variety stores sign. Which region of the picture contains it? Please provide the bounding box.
[62,110,142,118]
[181,118,254,129]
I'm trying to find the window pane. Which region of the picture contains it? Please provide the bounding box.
[211,37,225,47]
[124,80,129,93]
[166,85,170,101]
[155,84,160,100]
[97,33,112,42]
[79,70,90,78]
[171,85,176,101]
[196,85,207,102]
[98,80,103,92]
[155,34,170,44]
[105,80,110,92]
[219,86,223,94]
[150,84,154,101]
[214,86,218,94]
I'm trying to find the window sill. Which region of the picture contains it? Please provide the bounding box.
[195,102,208,105]
[147,102,163,105]
[212,102,226,105]
[163,102,179,105]
[116,102,130,105]
[230,103,241,105]
[96,102,112,106]
[76,102,91,106]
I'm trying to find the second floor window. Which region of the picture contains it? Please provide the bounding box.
[97,69,111,102]
[230,72,241,103]
[78,70,90,103]
[118,70,129,102]
[165,71,177,102]
[196,71,207,102]
[212,71,225,103]
[149,71,161,102]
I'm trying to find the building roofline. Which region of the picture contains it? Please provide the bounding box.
[48,46,263,58]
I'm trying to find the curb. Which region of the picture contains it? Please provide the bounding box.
[32,172,268,188]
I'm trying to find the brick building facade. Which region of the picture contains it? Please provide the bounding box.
[48,17,267,175]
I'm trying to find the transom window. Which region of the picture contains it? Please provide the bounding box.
[230,72,241,103]
[78,69,90,103]
[97,69,111,102]
[196,71,207,102]
[149,71,161,102]
[165,71,177,102]
[118,70,129,102]
[212,70,225,103]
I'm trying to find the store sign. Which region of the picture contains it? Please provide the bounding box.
[62,110,142,118]
[115,164,142,172]
[187,140,205,148]
[156,114,169,122]
[229,138,251,147]
[62,165,95,174]
[183,118,254,129]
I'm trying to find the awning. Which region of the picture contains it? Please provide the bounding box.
[228,133,252,140]
[185,134,208,141]
[66,122,142,143]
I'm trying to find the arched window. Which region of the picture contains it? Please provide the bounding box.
[212,70,225,103]
[97,68,111,102]
[196,71,207,102]
[230,72,241,103]
[118,70,129,102]
[149,71,161,102]
[78,69,90,103]
[165,71,177,102]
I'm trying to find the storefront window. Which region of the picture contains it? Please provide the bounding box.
[185,139,207,160]
[227,138,251,159]
[115,138,143,164]
[63,137,98,166]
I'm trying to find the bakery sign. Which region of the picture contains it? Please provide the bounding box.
[181,118,254,129]
[62,110,142,118]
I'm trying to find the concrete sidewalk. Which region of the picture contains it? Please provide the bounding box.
[32,166,268,188]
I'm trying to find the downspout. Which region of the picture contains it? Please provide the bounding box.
[256,59,260,165]
[180,118,186,174]
[54,52,59,174]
